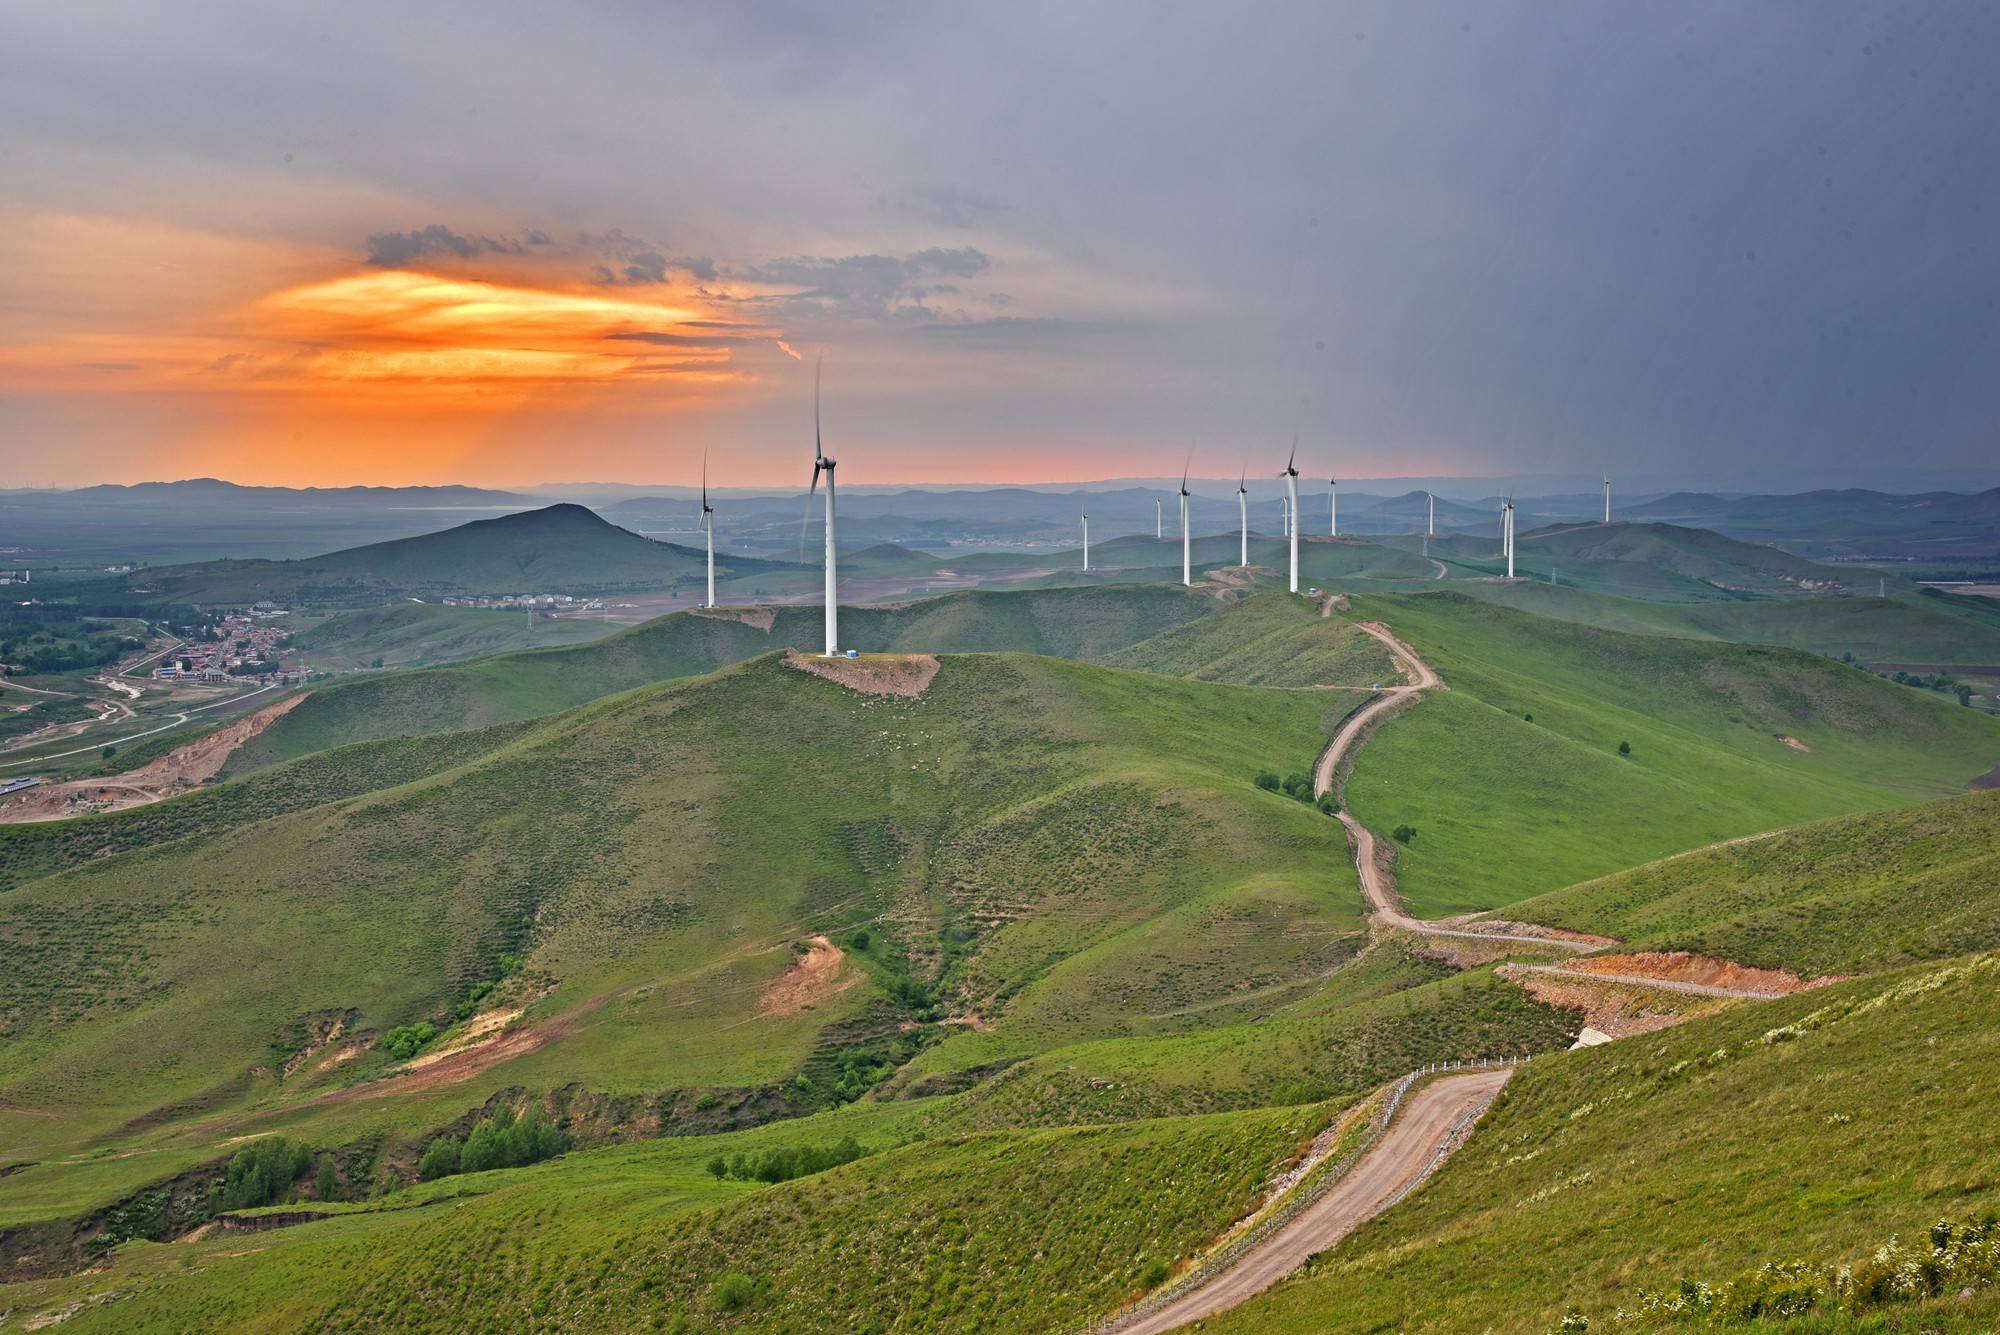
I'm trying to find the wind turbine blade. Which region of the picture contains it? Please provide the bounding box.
[701,451,708,510]
[814,355,824,463]
[1286,434,1297,474]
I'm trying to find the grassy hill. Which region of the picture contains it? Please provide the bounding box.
[0,650,1378,1237]
[1342,591,2000,915]
[223,583,1224,771]
[290,603,621,670]
[1506,789,2000,976]
[1196,952,2000,1333]
[1452,581,2000,665]
[99,505,802,608]
[1102,590,1398,686]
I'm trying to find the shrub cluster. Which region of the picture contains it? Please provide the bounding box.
[704,1136,871,1185]
[214,1137,313,1210]
[382,1021,435,1060]
[1572,1212,2000,1330]
[1254,770,1340,815]
[419,1106,569,1181]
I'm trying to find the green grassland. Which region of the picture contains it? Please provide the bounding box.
[1508,788,2000,976]
[1102,590,1398,686]
[1452,580,2000,664]
[0,651,1364,1232]
[1344,591,2000,915]
[1198,952,2000,1334]
[290,603,620,670]
[223,583,1223,771]
[4,1094,1332,1335]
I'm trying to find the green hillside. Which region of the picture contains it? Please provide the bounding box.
[1507,788,2000,976]
[291,603,620,669]
[1198,952,2000,1333]
[224,583,1222,771]
[1343,592,2000,915]
[101,505,802,608]
[1102,590,1398,686]
[1455,581,2000,664]
[0,651,1372,1239]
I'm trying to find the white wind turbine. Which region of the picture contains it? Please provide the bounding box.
[701,451,715,608]
[1280,441,1301,593]
[1179,456,1193,587]
[1502,495,1516,579]
[1328,477,1337,537]
[1236,467,1249,567]
[1427,490,1435,537]
[1156,497,1163,541]
[807,358,839,656]
[1602,474,1612,524]
[1081,511,1090,571]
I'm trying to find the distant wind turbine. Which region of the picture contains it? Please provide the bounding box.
[1328,477,1337,537]
[1280,440,1300,593]
[1081,511,1090,572]
[701,451,715,608]
[808,357,838,656]
[1236,468,1249,567]
[1602,474,1612,524]
[1427,490,1435,537]
[1179,455,1193,587]
[1503,496,1516,579]
[1156,497,1163,541]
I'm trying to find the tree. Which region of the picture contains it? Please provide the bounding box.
[315,1154,337,1201]
[1316,795,1340,816]
[1392,824,1417,844]
[101,745,116,760]
[1959,684,1975,707]
[418,1137,461,1181]
[217,1138,311,1210]
[1617,740,1632,756]
[1282,773,1313,802]
[1254,771,1280,792]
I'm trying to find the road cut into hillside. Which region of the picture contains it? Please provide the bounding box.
[1113,1068,1512,1335]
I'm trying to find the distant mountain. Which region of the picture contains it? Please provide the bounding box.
[48,478,541,509]
[103,504,802,607]
[1621,488,2000,561]
[1519,521,1864,598]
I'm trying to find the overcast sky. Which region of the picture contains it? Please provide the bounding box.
[1,1,1995,487]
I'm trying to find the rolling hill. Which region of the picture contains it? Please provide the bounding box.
[1340,591,2000,915]
[0,650,1395,1247]
[289,603,621,670]
[1504,788,2000,976]
[96,505,802,608]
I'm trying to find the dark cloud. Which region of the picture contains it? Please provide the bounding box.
[363,224,540,267]
[605,330,755,347]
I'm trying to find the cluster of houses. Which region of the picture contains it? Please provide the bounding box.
[0,570,29,586]
[151,611,304,684]
[438,593,606,611]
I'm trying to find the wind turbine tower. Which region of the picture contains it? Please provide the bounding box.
[1427,490,1435,537]
[1156,497,1163,541]
[1504,497,1516,580]
[1281,442,1301,593]
[808,358,838,656]
[1081,512,1090,571]
[1236,469,1249,567]
[1179,458,1193,587]
[1328,478,1338,537]
[701,452,715,608]
[1603,475,1611,524]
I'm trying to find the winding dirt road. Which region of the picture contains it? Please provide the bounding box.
[1116,1069,1512,1335]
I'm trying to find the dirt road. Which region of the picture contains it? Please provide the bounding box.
[1505,962,1800,1001]
[1115,1069,1512,1335]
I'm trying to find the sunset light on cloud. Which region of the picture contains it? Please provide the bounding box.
[2,3,1996,488]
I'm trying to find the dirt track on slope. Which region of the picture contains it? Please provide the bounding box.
[1115,1069,1512,1335]
[0,695,305,822]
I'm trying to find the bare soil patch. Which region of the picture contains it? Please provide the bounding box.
[690,605,776,631]
[1561,950,1818,996]
[759,935,853,1017]
[784,649,939,696]
[0,694,305,823]
[1971,763,2000,792]
[1506,967,1732,1038]
[1777,734,1812,753]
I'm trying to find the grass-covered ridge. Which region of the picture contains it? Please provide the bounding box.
[1197,952,2000,1334]
[0,650,1361,1229]
[1507,788,2000,976]
[1343,591,2000,915]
